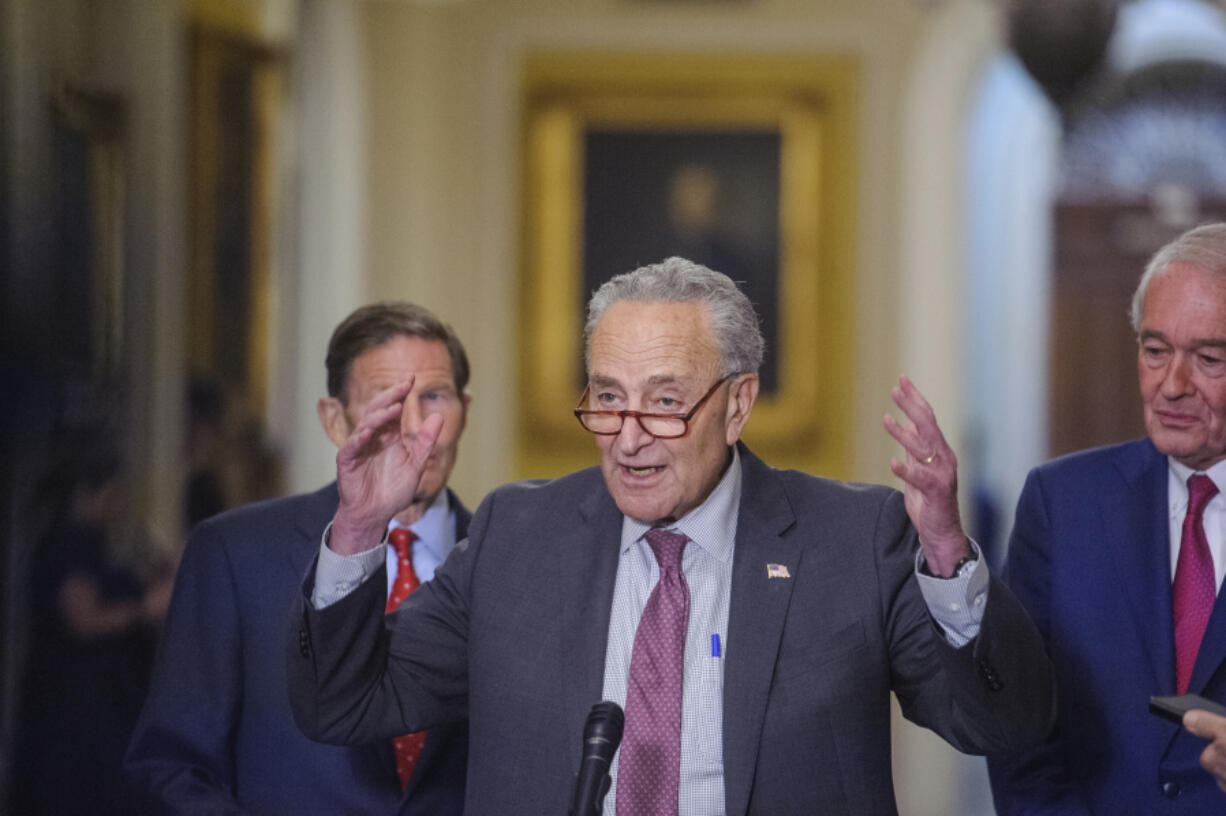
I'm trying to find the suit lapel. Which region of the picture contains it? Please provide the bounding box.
[1189,586,1226,693]
[449,488,472,540]
[1102,441,1173,692]
[722,446,799,816]
[559,475,625,758]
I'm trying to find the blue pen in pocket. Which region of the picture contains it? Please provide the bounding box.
[711,633,721,658]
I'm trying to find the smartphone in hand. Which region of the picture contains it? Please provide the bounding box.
[1149,694,1226,725]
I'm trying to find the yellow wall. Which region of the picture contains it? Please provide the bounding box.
[358,0,942,505]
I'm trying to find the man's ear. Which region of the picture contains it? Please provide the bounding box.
[724,373,759,445]
[317,397,352,449]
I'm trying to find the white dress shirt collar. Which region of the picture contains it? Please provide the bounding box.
[1168,457,1226,513]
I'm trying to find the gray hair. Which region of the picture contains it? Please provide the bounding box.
[1130,222,1226,333]
[584,256,765,377]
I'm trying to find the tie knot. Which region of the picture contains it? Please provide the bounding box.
[1188,474,1219,517]
[644,528,687,572]
[388,527,416,560]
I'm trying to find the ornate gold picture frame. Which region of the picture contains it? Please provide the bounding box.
[187,23,286,426]
[51,84,127,376]
[519,52,858,479]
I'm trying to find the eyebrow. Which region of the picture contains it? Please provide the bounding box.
[415,378,458,391]
[1139,330,1226,349]
[646,374,686,387]
[588,373,690,389]
[588,375,620,389]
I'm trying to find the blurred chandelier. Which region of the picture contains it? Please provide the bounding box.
[1005,0,1121,106]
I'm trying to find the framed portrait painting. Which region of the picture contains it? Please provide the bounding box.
[51,84,127,376]
[519,52,858,479]
[187,23,287,427]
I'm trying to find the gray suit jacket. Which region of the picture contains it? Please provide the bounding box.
[289,445,1054,815]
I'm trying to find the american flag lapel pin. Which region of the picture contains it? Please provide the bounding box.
[766,563,791,579]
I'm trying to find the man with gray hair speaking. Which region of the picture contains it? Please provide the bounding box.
[289,257,1054,814]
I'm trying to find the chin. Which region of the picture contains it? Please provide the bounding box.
[615,498,671,525]
[1152,432,1199,456]
[414,477,445,505]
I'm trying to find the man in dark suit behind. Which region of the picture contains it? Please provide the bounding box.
[127,302,473,814]
[988,222,1226,813]
[288,257,1054,815]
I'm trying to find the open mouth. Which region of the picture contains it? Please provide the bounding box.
[623,464,664,477]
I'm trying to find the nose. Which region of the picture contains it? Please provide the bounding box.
[1161,352,1196,399]
[616,414,654,455]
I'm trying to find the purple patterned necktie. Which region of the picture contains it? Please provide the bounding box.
[1174,473,1219,694]
[617,529,690,816]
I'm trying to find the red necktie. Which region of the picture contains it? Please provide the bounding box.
[386,528,426,787]
[617,529,689,816]
[1173,474,1219,694]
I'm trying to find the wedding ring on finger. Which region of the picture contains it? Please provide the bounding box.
[920,452,936,465]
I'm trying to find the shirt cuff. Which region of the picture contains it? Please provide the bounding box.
[310,522,389,609]
[914,540,989,648]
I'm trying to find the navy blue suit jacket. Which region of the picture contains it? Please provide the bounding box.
[290,445,1054,815]
[126,483,470,815]
[988,439,1226,814]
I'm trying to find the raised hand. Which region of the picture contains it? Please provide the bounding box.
[330,378,443,555]
[882,375,969,576]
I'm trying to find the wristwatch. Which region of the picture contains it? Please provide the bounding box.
[921,550,978,580]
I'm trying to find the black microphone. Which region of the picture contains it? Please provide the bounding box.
[569,700,625,816]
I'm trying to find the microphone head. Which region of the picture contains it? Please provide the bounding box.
[571,701,624,815]
[583,700,624,756]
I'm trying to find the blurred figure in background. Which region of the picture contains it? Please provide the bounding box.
[183,378,228,532]
[9,443,172,816]
[182,377,286,534]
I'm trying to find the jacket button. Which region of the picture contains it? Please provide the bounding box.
[977,658,1003,691]
[298,629,311,657]
[1161,780,1180,799]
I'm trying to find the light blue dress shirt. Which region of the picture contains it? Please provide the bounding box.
[387,488,457,590]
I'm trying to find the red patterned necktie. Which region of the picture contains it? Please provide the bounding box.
[1173,474,1219,694]
[617,528,689,816]
[386,527,425,787]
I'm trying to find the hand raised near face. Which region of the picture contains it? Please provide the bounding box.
[329,378,443,555]
[882,375,970,577]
